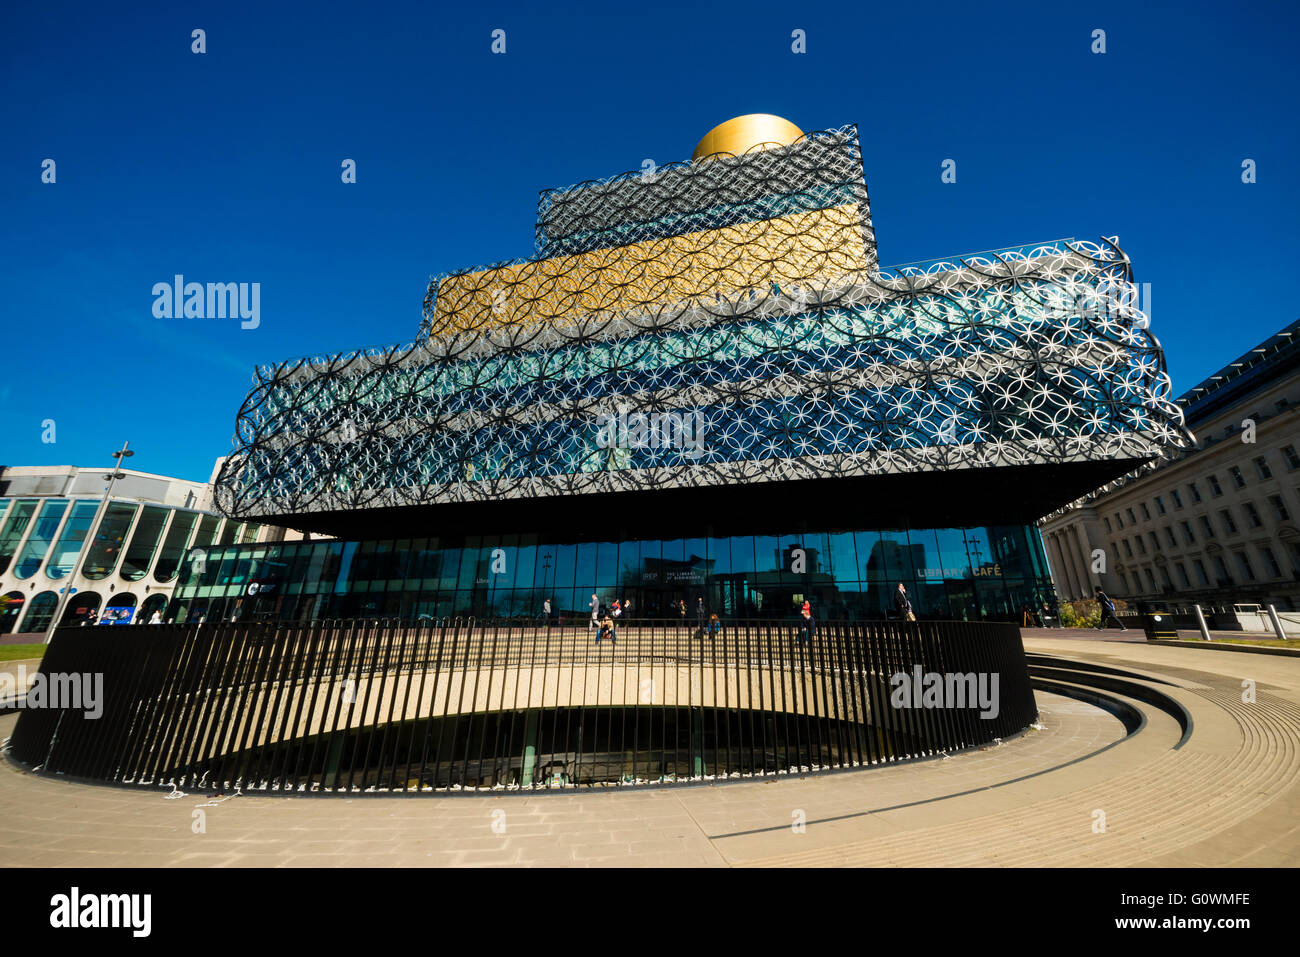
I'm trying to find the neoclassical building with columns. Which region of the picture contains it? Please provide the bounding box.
[1041,317,1300,611]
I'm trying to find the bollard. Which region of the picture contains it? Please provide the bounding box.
[1193,604,1212,642]
[1267,603,1288,641]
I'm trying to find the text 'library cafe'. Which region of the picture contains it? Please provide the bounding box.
[172,115,1189,627]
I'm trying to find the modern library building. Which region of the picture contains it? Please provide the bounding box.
[12,116,1191,793]
[173,115,1190,625]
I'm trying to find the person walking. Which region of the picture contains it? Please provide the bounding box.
[894,583,915,622]
[1095,587,1128,631]
[543,598,552,626]
[695,597,705,626]
[797,606,816,644]
[590,593,600,630]
[677,599,687,630]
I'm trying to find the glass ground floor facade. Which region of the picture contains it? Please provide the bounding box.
[167,524,1054,625]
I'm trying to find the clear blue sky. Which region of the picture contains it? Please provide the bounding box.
[3,0,1297,482]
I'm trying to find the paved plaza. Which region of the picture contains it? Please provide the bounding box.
[1,635,1298,867]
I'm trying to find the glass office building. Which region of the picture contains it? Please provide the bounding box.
[188,116,1189,625]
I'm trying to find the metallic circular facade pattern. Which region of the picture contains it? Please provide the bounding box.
[213,126,1192,522]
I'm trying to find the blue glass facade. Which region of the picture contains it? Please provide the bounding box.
[169,523,1052,625]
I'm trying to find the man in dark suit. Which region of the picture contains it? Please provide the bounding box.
[894,583,915,622]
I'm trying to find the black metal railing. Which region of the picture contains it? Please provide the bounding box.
[8,618,1036,793]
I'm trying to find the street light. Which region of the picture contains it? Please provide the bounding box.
[44,441,133,644]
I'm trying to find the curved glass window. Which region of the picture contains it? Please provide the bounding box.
[60,591,101,626]
[120,506,169,581]
[101,592,138,624]
[0,500,39,576]
[139,593,168,623]
[19,592,58,633]
[45,500,100,580]
[0,591,26,635]
[13,499,69,579]
[153,510,198,583]
[82,502,138,580]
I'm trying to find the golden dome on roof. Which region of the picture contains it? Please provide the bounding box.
[691,114,805,162]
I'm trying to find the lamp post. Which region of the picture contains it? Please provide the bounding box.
[44,441,133,644]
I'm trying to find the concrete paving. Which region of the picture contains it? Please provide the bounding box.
[0,635,1297,867]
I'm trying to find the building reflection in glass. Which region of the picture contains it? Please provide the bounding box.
[170,524,1054,626]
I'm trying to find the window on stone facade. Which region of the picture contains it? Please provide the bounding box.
[1255,456,1273,480]
[1236,552,1256,582]
[1193,559,1209,585]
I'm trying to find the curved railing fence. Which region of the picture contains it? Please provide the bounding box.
[8,619,1036,793]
